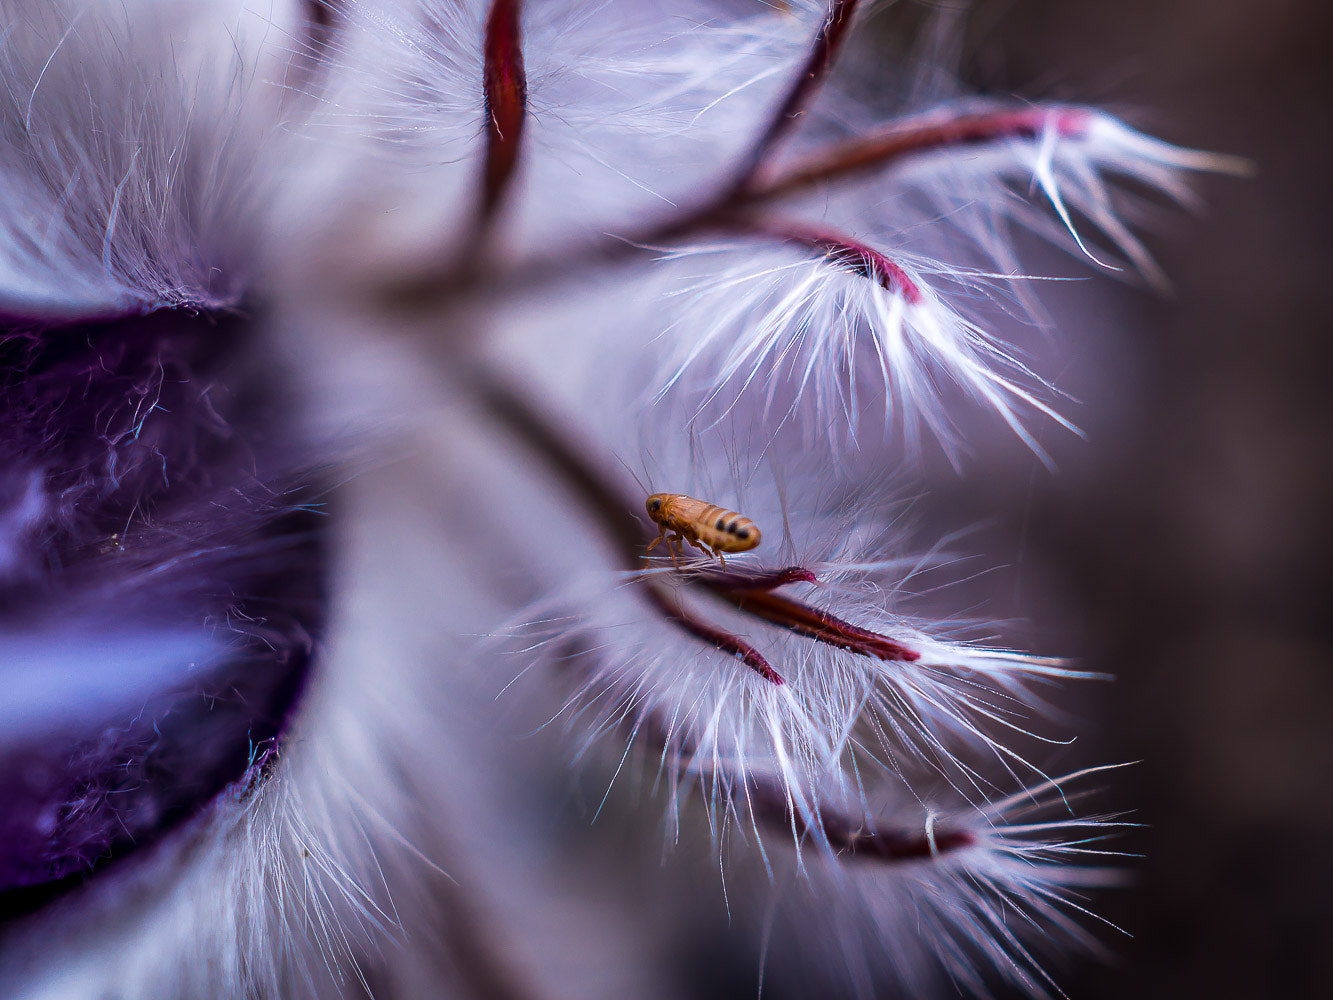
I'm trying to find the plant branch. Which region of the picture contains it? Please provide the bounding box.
[747,106,1091,202]
[640,702,975,862]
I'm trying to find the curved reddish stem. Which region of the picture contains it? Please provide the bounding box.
[742,220,924,303]
[735,0,862,183]
[710,585,921,663]
[643,583,785,685]
[693,563,922,663]
[750,106,1092,201]
[696,566,817,592]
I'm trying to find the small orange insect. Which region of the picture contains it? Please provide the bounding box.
[645,493,762,567]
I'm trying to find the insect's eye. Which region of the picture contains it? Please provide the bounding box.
[649,499,661,511]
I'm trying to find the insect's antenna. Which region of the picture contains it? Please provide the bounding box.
[717,410,749,497]
[614,452,651,496]
[685,421,711,497]
[767,452,798,565]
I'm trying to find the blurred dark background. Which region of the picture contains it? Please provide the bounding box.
[955,1,1333,997]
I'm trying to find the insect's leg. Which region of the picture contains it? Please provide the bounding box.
[685,536,721,566]
[668,534,683,569]
[673,534,689,567]
[644,530,666,565]
[716,549,726,568]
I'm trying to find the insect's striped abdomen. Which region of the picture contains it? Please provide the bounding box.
[692,503,761,553]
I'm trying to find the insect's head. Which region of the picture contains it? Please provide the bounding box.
[645,493,668,519]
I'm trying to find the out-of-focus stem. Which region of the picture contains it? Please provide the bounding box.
[747,779,975,861]
[303,0,336,33]
[468,370,643,558]
[731,0,862,185]
[641,703,975,861]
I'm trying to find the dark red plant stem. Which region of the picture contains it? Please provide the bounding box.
[740,219,924,303]
[642,583,785,685]
[709,586,921,662]
[303,0,336,33]
[749,106,1092,202]
[734,0,861,184]
[481,0,527,220]
[695,566,817,592]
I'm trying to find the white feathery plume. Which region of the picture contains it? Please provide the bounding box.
[643,105,1248,458]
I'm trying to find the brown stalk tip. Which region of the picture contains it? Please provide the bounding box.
[643,582,786,684]
[749,780,977,860]
[756,222,924,304]
[843,825,976,862]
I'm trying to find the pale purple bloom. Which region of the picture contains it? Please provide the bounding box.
[0,1,1238,996]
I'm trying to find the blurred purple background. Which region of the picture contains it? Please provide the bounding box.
[961,2,1332,997]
